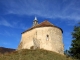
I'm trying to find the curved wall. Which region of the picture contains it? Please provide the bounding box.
[18,27,64,54]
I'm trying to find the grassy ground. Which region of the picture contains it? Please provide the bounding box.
[0,49,75,60]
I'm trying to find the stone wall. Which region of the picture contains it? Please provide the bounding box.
[18,27,64,54]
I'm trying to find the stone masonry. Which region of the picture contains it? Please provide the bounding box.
[18,17,64,55]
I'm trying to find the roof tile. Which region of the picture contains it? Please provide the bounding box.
[22,20,63,33]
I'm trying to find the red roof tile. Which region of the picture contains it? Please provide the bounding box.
[22,20,63,33]
[34,20,54,27]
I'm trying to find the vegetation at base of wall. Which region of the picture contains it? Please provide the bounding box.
[0,49,76,60]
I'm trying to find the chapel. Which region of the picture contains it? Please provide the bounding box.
[18,17,64,54]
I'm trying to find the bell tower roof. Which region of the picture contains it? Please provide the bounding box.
[34,16,37,20]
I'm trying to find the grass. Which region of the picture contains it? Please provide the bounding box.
[0,49,75,60]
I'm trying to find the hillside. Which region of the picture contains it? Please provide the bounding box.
[0,47,15,54]
[0,49,74,60]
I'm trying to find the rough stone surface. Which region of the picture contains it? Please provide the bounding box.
[18,27,64,54]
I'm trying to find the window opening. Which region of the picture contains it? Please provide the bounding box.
[46,35,49,41]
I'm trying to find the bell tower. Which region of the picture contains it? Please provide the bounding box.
[33,17,38,26]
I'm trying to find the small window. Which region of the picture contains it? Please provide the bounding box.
[46,35,49,41]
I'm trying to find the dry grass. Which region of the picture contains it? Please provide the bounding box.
[0,49,75,60]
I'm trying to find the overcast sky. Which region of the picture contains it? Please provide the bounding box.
[0,0,80,50]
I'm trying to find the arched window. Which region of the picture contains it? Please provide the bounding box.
[46,35,49,41]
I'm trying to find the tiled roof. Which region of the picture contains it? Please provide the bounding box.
[34,20,54,27]
[22,20,63,34]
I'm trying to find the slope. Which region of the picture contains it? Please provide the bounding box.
[0,49,74,60]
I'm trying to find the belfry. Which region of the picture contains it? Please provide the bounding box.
[33,17,38,26]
